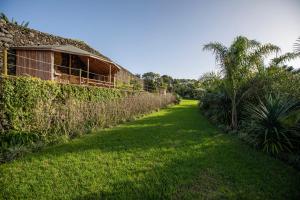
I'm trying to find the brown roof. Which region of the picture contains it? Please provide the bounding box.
[12,45,120,70]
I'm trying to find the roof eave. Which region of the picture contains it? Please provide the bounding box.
[12,46,120,71]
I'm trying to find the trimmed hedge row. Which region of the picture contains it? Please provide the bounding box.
[0,76,177,162]
[0,76,123,131]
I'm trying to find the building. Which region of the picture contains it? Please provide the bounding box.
[6,45,120,87]
[0,21,142,88]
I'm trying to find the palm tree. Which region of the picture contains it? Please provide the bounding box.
[203,36,280,129]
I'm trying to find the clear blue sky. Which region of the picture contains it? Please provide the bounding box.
[1,0,300,79]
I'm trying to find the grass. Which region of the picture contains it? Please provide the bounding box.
[1,100,300,199]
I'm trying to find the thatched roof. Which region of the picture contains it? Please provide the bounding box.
[12,45,120,69]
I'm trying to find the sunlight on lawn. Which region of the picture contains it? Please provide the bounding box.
[1,100,299,200]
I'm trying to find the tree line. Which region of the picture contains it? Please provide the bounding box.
[136,72,203,99]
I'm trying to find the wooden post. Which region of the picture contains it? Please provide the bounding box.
[113,74,116,88]
[50,52,54,80]
[2,48,7,76]
[87,57,89,84]
[68,54,72,76]
[109,64,112,87]
[79,69,82,85]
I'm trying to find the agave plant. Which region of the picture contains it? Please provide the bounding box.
[243,95,300,154]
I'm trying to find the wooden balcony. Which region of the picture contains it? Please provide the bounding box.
[56,73,115,88]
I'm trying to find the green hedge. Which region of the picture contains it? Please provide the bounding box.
[0,76,123,132]
[0,76,176,162]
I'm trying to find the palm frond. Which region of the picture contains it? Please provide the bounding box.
[294,37,300,53]
[248,44,280,70]
[270,52,300,66]
[248,40,261,49]
[257,44,280,56]
[203,42,228,65]
[230,36,250,52]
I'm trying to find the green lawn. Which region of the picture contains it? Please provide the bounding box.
[1,100,300,199]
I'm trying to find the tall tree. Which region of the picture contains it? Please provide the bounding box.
[161,75,174,92]
[142,72,161,92]
[203,36,279,129]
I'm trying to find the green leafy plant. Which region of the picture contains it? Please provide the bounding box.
[243,95,300,154]
[142,72,161,92]
[200,89,231,126]
[130,79,143,91]
[0,76,176,162]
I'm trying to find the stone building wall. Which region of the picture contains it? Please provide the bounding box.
[116,66,142,85]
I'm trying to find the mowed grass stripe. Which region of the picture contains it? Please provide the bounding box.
[1,100,299,199]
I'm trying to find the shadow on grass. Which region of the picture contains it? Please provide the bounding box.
[71,137,300,200]
[4,101,300,199]
[33,103,217,157]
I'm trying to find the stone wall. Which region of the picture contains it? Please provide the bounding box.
[116,66,142,85]
[0,20,141,84]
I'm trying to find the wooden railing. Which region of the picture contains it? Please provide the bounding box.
[2,49,116,89]
[56,73,114,88]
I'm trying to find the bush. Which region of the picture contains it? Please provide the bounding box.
[242,95,300,154]
[174,93,181,104]
[0,76,176,162]
[199,90,231,126]
[130,79,143,91]
[29,92,176,139]
[264,67,300,100]
[0,76,123,131]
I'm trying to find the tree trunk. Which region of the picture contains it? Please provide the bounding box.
[231,93,238,130]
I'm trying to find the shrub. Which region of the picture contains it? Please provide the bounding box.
[200,90,231,126]
[0,76,123,131]
[30,92,176,139]
[0,76,176,162]
[242,95,300,154]
[174,93,181,104]
[130,79,143,91]
[264,67,300,99]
